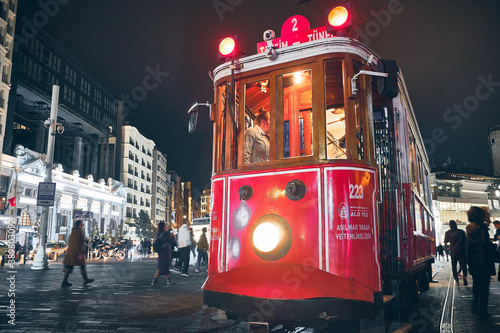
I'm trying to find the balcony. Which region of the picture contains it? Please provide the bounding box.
[127,198,133,204]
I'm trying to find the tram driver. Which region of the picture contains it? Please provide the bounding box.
[244,108,270,163]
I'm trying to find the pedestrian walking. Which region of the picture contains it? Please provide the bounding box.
[189,228,196,264]
[466,206,496,317]
[444,244,450,261]
[436,243,444,261]
[143,238,151,258]
[125,239,133,258]
[61,220,94,287]
[444,220,468,286]
[493,220,500,282]
[177,219,192,276]
[151,222,176,286]
[195,227,209,273]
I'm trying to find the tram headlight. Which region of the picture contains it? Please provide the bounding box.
[251,214,292,261]
[253,223,280,252]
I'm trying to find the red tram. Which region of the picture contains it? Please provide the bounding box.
[188,4,435,327]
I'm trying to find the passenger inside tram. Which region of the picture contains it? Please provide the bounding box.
[326,107,347,158]
[244,108,270,163]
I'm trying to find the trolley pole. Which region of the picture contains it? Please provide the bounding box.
[32,85,60,270]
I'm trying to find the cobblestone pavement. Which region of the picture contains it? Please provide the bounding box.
[0,256,236,333]
[2,258,500,333]
[410,260,500,333]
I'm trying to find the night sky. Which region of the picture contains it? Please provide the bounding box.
[17,0,500,197]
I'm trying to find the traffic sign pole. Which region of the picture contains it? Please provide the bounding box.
[32,85,59,270]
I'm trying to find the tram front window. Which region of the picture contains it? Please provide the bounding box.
[281,70,313,159]
[325,61,347,159]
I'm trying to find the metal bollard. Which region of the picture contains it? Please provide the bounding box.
[19,254,25,265]
[53,253,58,261]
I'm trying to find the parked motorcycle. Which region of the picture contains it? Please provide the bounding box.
[91,241,125,260]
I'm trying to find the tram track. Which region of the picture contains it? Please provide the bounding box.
[439,272,455,333]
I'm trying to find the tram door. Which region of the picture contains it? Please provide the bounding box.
[373,105,400,276]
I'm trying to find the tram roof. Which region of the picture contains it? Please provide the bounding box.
[213,37,381,83]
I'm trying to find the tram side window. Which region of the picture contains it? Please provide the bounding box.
[216,81,239,171]
[325,61,346,159]
[280,70,313,159]
[243,80,271,164]
[353,62,364,160]
[409,132,418,189]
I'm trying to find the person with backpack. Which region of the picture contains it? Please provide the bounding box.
[151,222,176,286]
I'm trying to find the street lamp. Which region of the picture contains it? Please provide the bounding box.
[32,85,63,270]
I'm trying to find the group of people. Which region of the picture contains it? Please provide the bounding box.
[60,219,209,288]
[151,219,209,286]
[442,206,500,318]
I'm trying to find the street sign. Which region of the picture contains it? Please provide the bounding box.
[37,182,56,206]
[72,210,93,219]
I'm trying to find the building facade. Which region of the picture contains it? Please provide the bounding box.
[4,19,117,181]
[432,170,500,243]
[0,147,125,247]
[0,0,17,164]
[200,189,211,217]
[121,125,155,231]
[489,123,500,177]
[151,149,167,225]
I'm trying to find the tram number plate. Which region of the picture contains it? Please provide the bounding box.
[349,184,364,199]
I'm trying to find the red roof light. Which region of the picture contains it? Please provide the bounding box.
[326,2,353,37]
[218,36,238,59]
[328,6,349,27]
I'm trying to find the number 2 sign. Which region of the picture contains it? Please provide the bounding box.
[281,15,310,37]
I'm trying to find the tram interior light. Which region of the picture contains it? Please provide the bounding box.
[326,2,352,37]
[218,35,239,60]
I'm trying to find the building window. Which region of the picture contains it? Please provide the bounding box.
[20,211,32,226]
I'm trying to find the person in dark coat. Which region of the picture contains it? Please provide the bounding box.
[151,222,176,286]
[466,206,496,317]
[62,220,94,287]
[436,243,444,261]
[444,220,468,286]
[195,227,209,273]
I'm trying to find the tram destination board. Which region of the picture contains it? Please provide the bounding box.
[37,182,56,206]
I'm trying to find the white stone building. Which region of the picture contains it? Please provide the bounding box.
[0,146,125,248]
[152,149,167,225]
[121,125,155,232]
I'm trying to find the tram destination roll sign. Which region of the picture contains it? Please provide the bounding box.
[36,182,56,206]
